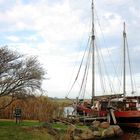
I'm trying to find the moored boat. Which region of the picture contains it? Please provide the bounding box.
[111,96,140,128]
[67,0,140,128]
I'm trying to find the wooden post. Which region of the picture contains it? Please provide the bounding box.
[107,112,111,124]
[110,109,117,124]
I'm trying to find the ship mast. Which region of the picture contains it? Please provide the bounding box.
[91,0,95,105]
[123,22,126,96]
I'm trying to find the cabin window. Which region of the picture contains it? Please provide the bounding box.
[100,101,108,111]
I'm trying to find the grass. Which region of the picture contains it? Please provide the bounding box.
[0,119,41,126]
[52,122,89,130]
[0,119,89,140]
[52,123,68,129]
[0,126,54,140]
[53,98,73,106]
[0,119,54,140]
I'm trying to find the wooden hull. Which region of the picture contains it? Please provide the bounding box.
[114,110,140,118]
[117,123,140,128]
[114,110,140,128]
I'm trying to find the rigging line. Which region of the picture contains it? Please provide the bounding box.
[95,43,106,94]
[78,43,91,99]
[76,81,91,98]
[118,44,123,94]
[95,35,115,94]
[81,59,90,99]
[82,45,91,99]
[117,38,123,94]
[115,53,123,93]
[65,36,91,98]
[82,65,90,99]
[95,9,122,89]
[126,37,136,93]
[100,48,114,94]
[78,42,91,99]
[66,14,91,98]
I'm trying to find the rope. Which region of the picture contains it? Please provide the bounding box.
[95,35,115,94]
[65,37,90,98]
[95,8,122,91]
[95,43,106,93]
[82,42,91,99]
[126,37,136,94]
[78,42,91,99]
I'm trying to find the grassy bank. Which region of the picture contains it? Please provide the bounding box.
[0,119,54,140]
[0,119,89,140]
[0,119,90,140]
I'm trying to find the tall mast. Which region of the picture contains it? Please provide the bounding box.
[123,22,126,96]
[91,0,95,105]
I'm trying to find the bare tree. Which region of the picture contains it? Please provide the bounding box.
[0,46,45,109]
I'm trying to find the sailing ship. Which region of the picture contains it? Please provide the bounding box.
[108,22,140,128]
[67,0,140,128]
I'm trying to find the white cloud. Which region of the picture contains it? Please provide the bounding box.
[101,12,122,35]
[104,0,126,5]
[0,0,87,42]
[6,35,20,42]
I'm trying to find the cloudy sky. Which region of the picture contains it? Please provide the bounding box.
[0,0,140,98]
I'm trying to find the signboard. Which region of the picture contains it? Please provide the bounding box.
[14,108,21,124]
